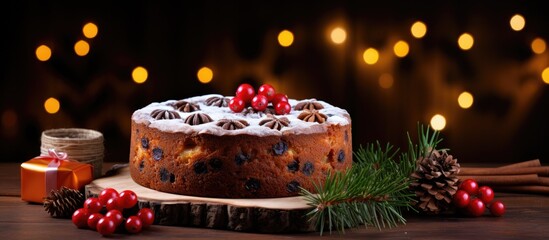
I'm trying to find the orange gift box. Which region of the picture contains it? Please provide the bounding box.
[20,151,93,203]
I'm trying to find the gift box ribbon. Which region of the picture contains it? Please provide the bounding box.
[37,149,71,195]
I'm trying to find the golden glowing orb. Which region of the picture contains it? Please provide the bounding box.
[83,22,98,39]
[411,21,427,38]
[458,33,474,50]
[330,27,347,44]
[393,40,410,58]
[132,66,148,84]
[74,40,90,56]
[363,48,379,65]
[542,67,549,84]
[531,38,546,54]
[458,91,474,109]
[430,114,446,131]
[44,97,60,114]
[510,14,526,31]
[278,30,294,47]
[197,67,213,84]
[36,45,52,61]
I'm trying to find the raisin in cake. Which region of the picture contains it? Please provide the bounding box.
[129,94,352,198]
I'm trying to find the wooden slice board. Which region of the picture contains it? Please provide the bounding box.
[85,166,316,233]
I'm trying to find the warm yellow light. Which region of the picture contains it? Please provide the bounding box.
[458,91,474,109]
[510,14,526,31]
[362,48,379,65]
[132,66,148,84]
[430,114,446,131]
[531,38,546,54]
[74,40,90,56]
[197,67,213,84]
[83,22,98,39]
[379,73,394,89]
[330,27,347,44]
[278,30,294,47]
[542,67,549,84]
[36,45,52,61]
[411,21,427,38]
[44,97,60,114]
[393,40,410,58]
[458,33,474,50]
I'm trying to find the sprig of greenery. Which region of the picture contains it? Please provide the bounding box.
[301,123,443,235]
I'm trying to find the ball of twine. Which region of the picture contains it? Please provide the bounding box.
[40,128,104,179]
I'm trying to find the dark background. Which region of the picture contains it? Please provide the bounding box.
[1,1,547,164]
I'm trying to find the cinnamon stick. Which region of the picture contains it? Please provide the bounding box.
[538,177,549,186]
[458,174,539,186]
[498,159,541,169]
[493,185,549,195]
[459,166,549,176]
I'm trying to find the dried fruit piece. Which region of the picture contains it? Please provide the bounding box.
[338,150,345,162]
[286,181,300,193]
[193,161,208,174]
[287,160,299,172]
[272,141,288,156]
[235,153,250,166]
[302,162,314,176]
[245,178,260,193]
[209,158,223,171]
[141,137,149,149]
[152,147,163,161]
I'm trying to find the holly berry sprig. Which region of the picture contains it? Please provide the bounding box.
[453,179,505,217]
[229,83,291,115]
[72,188,155,236]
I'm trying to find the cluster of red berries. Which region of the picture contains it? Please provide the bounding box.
[71,188,155,236]
[453,179,505,217]
[229,83,290,115]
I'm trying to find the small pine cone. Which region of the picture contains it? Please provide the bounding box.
[43,186,85,218]
[409,150,460,214]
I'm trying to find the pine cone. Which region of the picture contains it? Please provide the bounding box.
[43,186,85,218]
[410,149,460,214]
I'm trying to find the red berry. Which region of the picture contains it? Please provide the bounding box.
[235,83,255,103]
[105,209,124,226]
[72,208,89,229]
[87,213,104,230]
[117,190,138,209]
[125,216,143,234]
[98,188,119,206]
[274,101,291,115]
[490,200,505,217]
[96,217,117,236]
[258,84,276,102]
[459,179,479,195]
[478,186,495,204]
[251,94,268,111]
[229,97,245,113]
[453,190,470,208]
[106,197,120,211]
[467,198,485,217]
[83,197,102,214]
[272,93,289,106]
[137,208,155,228]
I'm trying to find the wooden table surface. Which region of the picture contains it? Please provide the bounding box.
[1,162,548,239]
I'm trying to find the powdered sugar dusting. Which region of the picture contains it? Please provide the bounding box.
[132,94,351,136]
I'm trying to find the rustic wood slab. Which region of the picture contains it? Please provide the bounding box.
[85,167,317,233]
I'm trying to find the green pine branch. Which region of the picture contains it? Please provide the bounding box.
[301,123,443,235]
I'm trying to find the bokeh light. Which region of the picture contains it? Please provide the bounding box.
[83,22,98,39]
[132,66,148,84]
[531,38,546,54]
[379,73,394,89]
[393,40,409,58]
[330,27,347,44]
[458,33,474,50]
[430,114,446,131]
[278,30,294,47]
[363,48,379,65]
[510,14,525,31]
[44,97,60,114]
[197,67,213,84]
[1,110,17,129]
[411,21,427,38]
[35,45,52,61]
[74,40,90,56]
[542,67,549,84]
[458,91,474,109]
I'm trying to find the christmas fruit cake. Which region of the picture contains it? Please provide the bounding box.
[129,84,352,198]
